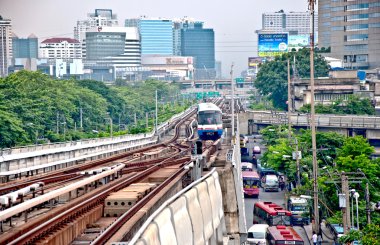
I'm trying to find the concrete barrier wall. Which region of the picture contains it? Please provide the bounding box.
[130,169,225,245]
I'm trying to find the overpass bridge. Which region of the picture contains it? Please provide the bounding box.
[177,79,254,90]
[239,110,380,148]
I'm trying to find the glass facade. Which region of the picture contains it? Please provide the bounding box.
[319,0,380,69]
[181,23,215,79]
[86,32,125,60]
[12,37,38,58]
[139,19,173,55]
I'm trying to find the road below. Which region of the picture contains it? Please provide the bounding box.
[242,134,311,244]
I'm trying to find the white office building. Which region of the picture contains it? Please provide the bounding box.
[261,10,318,36]
[0,16,12,77]
[40,38,82,60]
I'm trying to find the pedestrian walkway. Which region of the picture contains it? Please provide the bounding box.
[304,221,336,244]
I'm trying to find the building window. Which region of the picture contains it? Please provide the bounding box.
[369,2,380,7]
[346,14,369,21]
[346,3,369,11]
[332,6,344,12]
[344,44,368,51]
[345,34,368,41]
[332,16,344,21]
[346,24,369,31]
[332,26,344,31]
[369,23,380,28]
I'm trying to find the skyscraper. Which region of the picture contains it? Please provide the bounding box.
[319,0,380,69]
[125,17,173,55]
[181,22,215,79]
[12,34,38,59]
[0,16,12,77]
[74,9,118,43]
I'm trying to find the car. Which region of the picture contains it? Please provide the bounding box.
[253,146,261,154]
[247,224,269,245]
[262,174,279,192]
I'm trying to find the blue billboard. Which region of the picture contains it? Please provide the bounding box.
[258,33,288,57]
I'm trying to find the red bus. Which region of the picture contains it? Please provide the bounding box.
[253,202,292,226]
[267,225,304,245]
[242,171,260,197]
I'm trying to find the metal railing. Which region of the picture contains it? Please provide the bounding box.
[247,110,380,129]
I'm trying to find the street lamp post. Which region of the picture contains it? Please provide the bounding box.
[353,192,360,230]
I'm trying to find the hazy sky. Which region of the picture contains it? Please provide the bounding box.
[2,0,310,77]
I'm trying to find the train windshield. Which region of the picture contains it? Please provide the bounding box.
[198,111,222,125]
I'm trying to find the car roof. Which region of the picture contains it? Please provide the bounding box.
[266,174,278,178]
[248,224,269,232]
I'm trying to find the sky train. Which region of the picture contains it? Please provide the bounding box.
[197,103,223,141]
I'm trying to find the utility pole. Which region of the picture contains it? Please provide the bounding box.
[155,90,158,134]
[80,108,83,130]
[134,113,137,126]
[295,138,300,187]
[341,172,351,234]
[230,63,235,139]
[309,0,319,234]
[287,59,292,139]
[365,183,371,224]
[110,118,113,138]
[146,112,148,129]
[56,111,59,134]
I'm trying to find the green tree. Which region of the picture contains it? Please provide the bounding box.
[299,95,375,115]
[255,48,329,110]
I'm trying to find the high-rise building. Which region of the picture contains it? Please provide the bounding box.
[0,16,12,77]
[181,22,215,79]
[74,9,118,43]
[173,17,196,56]
[319,0,380,69]
[12,34,38,58]
[125,17,173,55]
[261,10,318,35]
[85,26,140,67]
[40,37,81,60]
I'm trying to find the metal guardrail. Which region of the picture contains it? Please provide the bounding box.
[247,110,380,129]
[1,106,197,158]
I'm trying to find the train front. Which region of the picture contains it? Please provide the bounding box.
[197,104,223,141]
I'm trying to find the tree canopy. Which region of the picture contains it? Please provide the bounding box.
[0,71,189,148]
[254,48,329,110]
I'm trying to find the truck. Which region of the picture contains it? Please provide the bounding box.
[287,196,310,225]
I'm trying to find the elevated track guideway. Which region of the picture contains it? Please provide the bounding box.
[0,98,242,245]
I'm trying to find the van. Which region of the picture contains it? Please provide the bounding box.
[262,174,279,192]
[247,224,268,245]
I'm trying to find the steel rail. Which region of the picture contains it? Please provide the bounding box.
[91,163,189,244]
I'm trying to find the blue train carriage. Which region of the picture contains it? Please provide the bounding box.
[197,102,223,141]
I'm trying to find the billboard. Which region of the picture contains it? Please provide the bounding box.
[258,33,288,57]
[288,35,310,50]
[248,57,263,69]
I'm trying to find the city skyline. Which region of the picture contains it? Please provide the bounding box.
[2,0,309,77]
